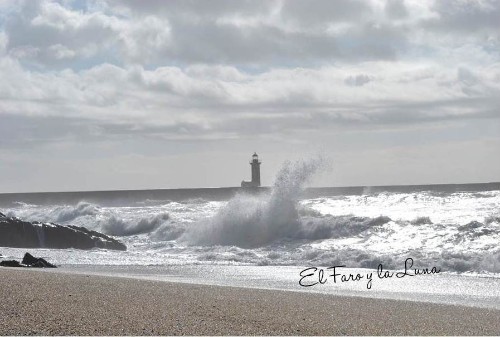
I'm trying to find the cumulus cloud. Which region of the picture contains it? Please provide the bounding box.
[2,1,498,69]
[0,59,498,150]
[426,0,500,33]
[385,0,409,19]
[344,74,373,86]
[0,1,411,66]
[0,31,7,55]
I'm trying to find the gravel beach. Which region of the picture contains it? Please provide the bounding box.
[1,268,499,335]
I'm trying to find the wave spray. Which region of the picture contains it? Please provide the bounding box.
[182,157,325,248]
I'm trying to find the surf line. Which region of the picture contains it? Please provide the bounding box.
[299,258,441,290]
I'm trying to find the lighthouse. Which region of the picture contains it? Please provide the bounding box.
[241,152,261,187]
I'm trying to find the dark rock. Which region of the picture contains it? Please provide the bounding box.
[0,214,126,251]
[22,252,38,265]
[22,253,57,268]
[0,212,5,217]
[0,260,23,267]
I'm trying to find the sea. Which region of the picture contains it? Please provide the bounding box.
[1,159,500,309]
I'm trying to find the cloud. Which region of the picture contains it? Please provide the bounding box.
[0,31,7,55]
[0,53,498,150]
[1,0,497,72]
[0,0,412,67]
[280,0,373,26]
[2,0,498,68]
[0,0,499,190]
[426,0,500,33]
[385,0,409,19]
[345,74,373,86]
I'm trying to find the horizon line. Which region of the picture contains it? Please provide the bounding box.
[1,181,499,196]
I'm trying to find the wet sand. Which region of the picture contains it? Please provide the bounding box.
[1,268,499,335]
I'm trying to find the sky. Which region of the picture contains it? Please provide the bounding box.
[0,0,499,192]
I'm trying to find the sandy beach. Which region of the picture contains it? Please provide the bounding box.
[0,268,499,335]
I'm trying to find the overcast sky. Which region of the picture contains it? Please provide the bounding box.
[0,0,499,192]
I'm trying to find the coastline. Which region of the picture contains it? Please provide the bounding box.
[1,182,498,206]
[1,268,500,335]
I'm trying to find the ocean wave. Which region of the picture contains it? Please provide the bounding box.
[296,215,391,240]
[53,202,100,222]
[303,247,500,273]
[134,199,173,206]
[485,215,500,224]
[179,198,209,204]
[5,201,99,223]
[411,216,433,225]
[182,158,324,248]
[158,243,500,274]
[101,212,170,236]
[150,222,186,241]
[2,163,499,276]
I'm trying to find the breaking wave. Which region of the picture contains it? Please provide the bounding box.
[4,202,173,237]
[182,158,325,248]
[100,212,170,236]
[295,215,391,240]
[53,202,100,222]
[2,162,499,275]
[5,201,99,224]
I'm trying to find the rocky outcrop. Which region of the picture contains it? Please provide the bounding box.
[0,214,126,251]
[22,253,56,268]
[0,253,57,268]
[0,260,22,267]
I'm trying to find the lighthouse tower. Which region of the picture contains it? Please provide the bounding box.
[241,152,261,187]
[250,152,261,186]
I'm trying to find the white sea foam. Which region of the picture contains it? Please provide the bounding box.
[181,158,324,248]
[5,201,99,223]
[2,160,500,274]
[100,212,170,236]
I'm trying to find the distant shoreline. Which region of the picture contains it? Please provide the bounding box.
[1,182,499,206]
